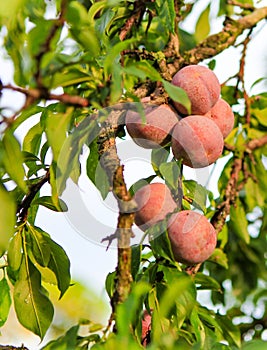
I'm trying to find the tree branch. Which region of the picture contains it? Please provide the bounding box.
[174,6,267,68]
[17,170,50,222]
[97,111,136,311]
[1,84,88,107]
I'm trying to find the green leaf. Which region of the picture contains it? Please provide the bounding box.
[0,277,12,327]
[27,225,70,297]
[94,163,110,200]
[50,69,92,88]
[1,130,27,192]
[105,271,116,299]
[0,185,16,256]
[216,314,241,348]
[183,180,208,213]
[104,38,136,78]
[131,244,142,281]
[228,199,250,244]
[124,61,162,82]
[46,235,71,298]
[45,109,73,162]
[56,116,100,196]
[87,139,99,186]
[116,281,151,336]
[195,4,211,43]
[27,224,51,267]
[190,308,205,347]
[14,256,54,339]
[151,147,170,173]
[66,2,100,55]
[165,0,176,33]
[153,276,195,341]
[241,340,267,350]
[23,122,43,155]
[195,273,222,292]
[7,231,23,271]
[31,196,68,212]
[129,175,156,196]
[159,161,180,190]
[208,248,228,269]
[41,325,79,350]
[149,223,175,262]
[163,80,191,114]
[28,19,60,57]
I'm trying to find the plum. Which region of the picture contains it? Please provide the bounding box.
[134,182,177,231]
[171,115,224,168]
[126,104,180,149]
[205,98,235,138]
[168,210,217,265]
[171,65,221,115]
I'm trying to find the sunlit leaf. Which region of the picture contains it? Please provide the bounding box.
[228,199,250,244]
[1,130,27,192]
[41,325,79,350]
[14,256,54,339]
[195,4,211,43]
[31,196,68,212]
[0,185,16,256]
[163,81,191,114]
[7,231,23,271]
[0,277,12,327]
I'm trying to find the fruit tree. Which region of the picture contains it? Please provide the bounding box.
[0,1,267,349]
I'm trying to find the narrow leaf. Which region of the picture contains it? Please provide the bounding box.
[2,130,27,192]
[14,257,54,339]
[163,80,191,114]
[0,277,12,327]
[7,231,23,271]
[31,196,68,212]
[195,4,211,43]
[0,185,16,256]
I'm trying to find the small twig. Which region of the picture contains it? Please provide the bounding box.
[34,0,68,87]
[17,170,50,222]
[1,84,88,107]
[236,29,252,124]
[119,1,145,41]
[227,0,255,11]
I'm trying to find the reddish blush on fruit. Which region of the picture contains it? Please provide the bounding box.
[204,98,235,138]
[171,115,224,168]
[125,104,180,149]
[167,210,217,265]
[141,311,151,346]
[171,65,221,115]
[134,183,177,231]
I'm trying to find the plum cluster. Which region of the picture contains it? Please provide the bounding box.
[125,65,234,264]
[133,183,217,265]
[126,64,234,168]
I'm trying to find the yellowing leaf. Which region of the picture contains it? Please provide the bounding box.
[195,4,211,43]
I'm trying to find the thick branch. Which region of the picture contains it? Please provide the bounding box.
[175,6,267,67]
[97,111,136,310]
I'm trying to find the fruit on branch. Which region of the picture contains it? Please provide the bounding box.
[125,104,180,149]
[167,210,217,265]
[134,182,177,231]
[204,98,235,138]
[171,115,224,168]
[171,65,221,115]
[141,310,151,346]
